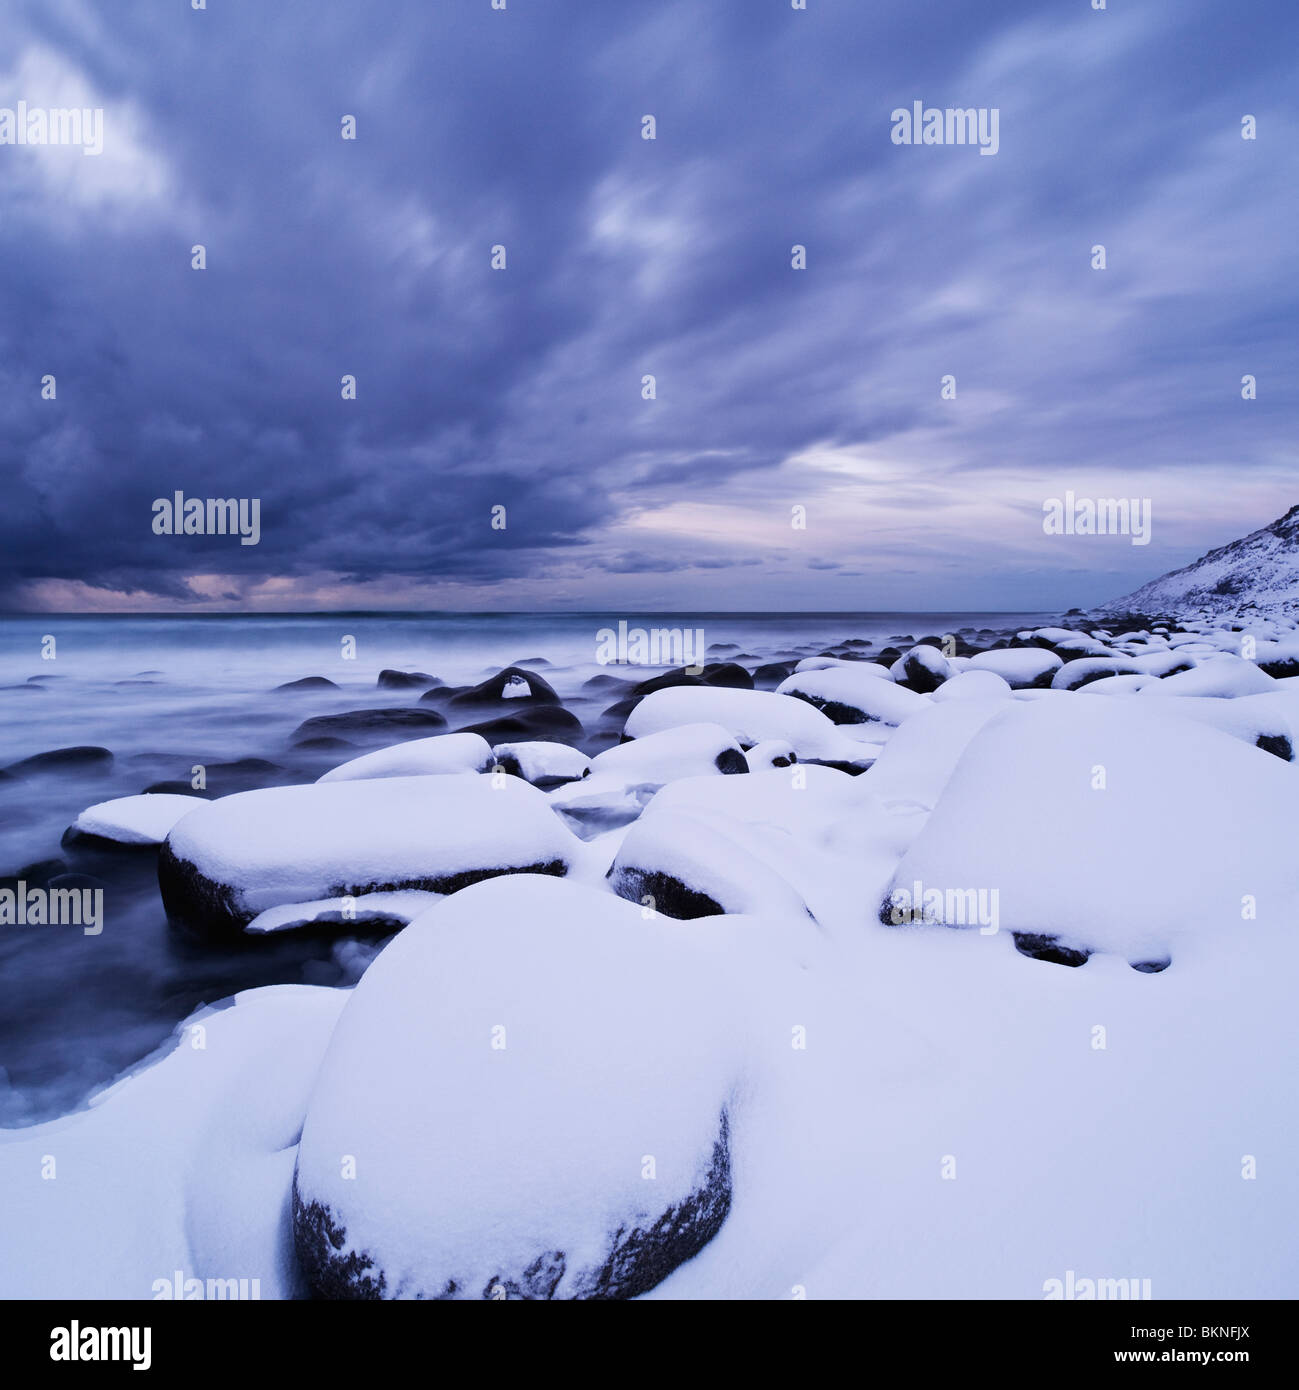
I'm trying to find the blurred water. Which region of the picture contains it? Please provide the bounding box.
[0,610,1052,1125]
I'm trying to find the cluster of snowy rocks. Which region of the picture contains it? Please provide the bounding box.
[7,615,1299,1299]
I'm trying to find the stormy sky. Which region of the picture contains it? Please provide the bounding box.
[2,0,1295,613]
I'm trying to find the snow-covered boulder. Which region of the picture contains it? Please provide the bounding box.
[862,697,1010,812]
[70,793,205,846]
[882,697,1299,965]
[623,688,877,767]
[607,765,889,926]
[292,875,743,1299]
[930,669,1012,702]
[548,723,748,836]
[1050,657,1141,691]
[317,733,492,783]
[159,774,579,937]
[490,741,591,788]
[966,648,1062,688]
[775,666,931,728]
[1137,653,1278,699]
[890,644,953,693]
[743,739,797,771]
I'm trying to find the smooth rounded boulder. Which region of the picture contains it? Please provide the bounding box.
[292,875,744,1299]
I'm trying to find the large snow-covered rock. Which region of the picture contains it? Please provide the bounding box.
[966,648,1062,688]
[317,733,492,783]
[1136,653,1277,699]
[607,766,903,927]
[623,688,877,767]
[490,741,591,788]
[70,793,206,846]
[548,723,748,835]
[890,644,953,693]
[776,665,930,727]
[159,774,579,937]
[883,697,1299,965]
[292,875,745,1299]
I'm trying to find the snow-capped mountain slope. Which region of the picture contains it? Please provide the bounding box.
[1098,505,1299,620]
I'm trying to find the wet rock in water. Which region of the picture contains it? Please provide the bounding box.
[2,858,68,890]
[142,780,215,798]
[752,662,795,689]
[700,663,753,690]
[289,737,355,753]
[460,706,583,743]
[581,673,634,694]
[377,670,441,691]
[513,656,552,667]
[447,666,560,709]
[1,684,45,692]
[158,774,579,938]
[292,875,739,1299]
[292,708,448,745]
[275,677,340,692]
[3,746,114,778]
[630,669,705,698]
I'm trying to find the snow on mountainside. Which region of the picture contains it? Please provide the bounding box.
[1097,505,1299,620]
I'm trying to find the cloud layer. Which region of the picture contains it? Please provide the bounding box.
[2,0,1296,611]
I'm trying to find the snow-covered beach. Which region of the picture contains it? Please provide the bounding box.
[2,608,1297,1299]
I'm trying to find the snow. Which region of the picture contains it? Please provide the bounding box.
[547,722,747,834]
[164,773,579,927]
[885,695,1299,960]
[1050,656,1140,690]
[317,732,492,783]
[11,608,1299,1301]
[0,985,348,1298]
[293,875,762,1299]
[623,687,876,764]
[490,740,591,784]
[774,665,932,726]
[1099,502,1299,621]
[246,891,441,934]
[71,792,206,845]
[1137,653,1278,699]
[609,766,906,927]
[966,647,1062,686]
[930,669,1012,702]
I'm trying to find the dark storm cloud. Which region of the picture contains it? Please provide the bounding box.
[1,0,1296,609]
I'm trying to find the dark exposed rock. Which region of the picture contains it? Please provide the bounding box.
[1255,733,1293,761]
[275,677,340,692]
[460,707,583,742]
[158,841,568,939]
[447,667,560,708]
[1011,932,1091,967]
[606,865,726,920]
[377,670,441,691]
[700,663,753,690]
[292,708,447,744]
[293,1111,732,1301]
[3,746,114,777]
